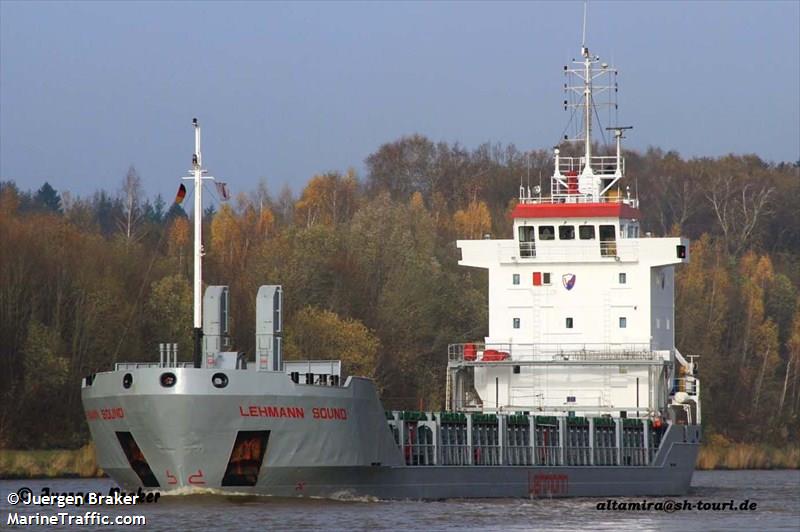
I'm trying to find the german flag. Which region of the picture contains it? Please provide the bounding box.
[175,184,187,205]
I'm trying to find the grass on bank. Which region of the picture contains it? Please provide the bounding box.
[696,437,800,470]
[0,444,103,479]
[0,439,797,478]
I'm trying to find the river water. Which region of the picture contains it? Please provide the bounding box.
[1,470,798,531]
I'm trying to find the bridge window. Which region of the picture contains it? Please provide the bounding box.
[579,225,596,240]
[518,225,535,242]
[559,225,575,240]
[619,317,627,328]
[513,318,521,329]
[619,272,627,284]
[518,226,536,257]
[566,317,574,329]
[538,226,555,241]
[600,225,617,257]
[513,273,520,285]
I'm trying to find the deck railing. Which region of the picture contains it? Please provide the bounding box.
[556,155,623,177]
[114,361,194,370]
[498,240,638,262]
[388,411,675,468]
[448,342,658,364]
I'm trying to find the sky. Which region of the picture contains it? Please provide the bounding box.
[1,1,798,201]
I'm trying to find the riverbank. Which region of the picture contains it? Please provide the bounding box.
[696,441,799,470]
[0,444,103,479]
[0,442,797,478]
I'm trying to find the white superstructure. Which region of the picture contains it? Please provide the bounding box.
[448,40,697,427]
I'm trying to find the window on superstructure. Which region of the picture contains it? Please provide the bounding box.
[599,225,616,240]
[543,272,551,285]
[518,226,535,242]
[559,225,575,240]
[538,226,555,241]
[579,225,595,240]
[513,273,520,285]
[619,317,627,328]
[599,225,617,257]
[518,226,536,258]
[513,318,520,329]
[566,317,573,329]
[619,272,627,284]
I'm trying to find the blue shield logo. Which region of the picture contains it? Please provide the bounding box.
[562,273,576,291]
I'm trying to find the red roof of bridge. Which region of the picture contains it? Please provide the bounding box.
[512,202,640,220]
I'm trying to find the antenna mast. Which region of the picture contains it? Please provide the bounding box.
[561,3,619,202]
[582,45,592,173]
[192,119,203,368]
[581,0,587,48]
[581,0,592,174]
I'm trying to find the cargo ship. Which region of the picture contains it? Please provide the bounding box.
[81,35,701,499]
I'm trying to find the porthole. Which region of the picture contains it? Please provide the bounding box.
[212,373,229,389]
[160,372,177,388]
[123,373,133,389]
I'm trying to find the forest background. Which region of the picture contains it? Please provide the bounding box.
[1,135,798,455]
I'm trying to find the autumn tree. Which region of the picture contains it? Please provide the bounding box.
[703,157,775,256]
[210,203,242,266]
[145,274,193,357]
[782,300,800,418]
[167,216,191,270]
[117,165,144,243]
[284,306,379,379]
[453,199,492,239]
[294,170,359,228]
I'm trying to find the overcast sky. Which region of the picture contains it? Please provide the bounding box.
[1,1,798,201]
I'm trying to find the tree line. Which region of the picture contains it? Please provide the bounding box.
[0,137,798,448]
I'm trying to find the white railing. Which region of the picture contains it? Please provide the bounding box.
[497,240,638,262]
[114,361,194,370]
[600,240,617,257]
[449,342,658,363]
[518,241,536,258]
[518,192,638,207]
[557,155,623,177]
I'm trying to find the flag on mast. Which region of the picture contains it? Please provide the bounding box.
[175,184,187,204]
[215,181,231,201]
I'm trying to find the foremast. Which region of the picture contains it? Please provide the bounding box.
[186,118,214,368]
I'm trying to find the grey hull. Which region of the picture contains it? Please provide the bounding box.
[82,368,700,499]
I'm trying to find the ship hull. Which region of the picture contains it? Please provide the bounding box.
[82,368,700,499]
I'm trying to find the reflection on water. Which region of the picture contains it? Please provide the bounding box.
[1,471,798,531]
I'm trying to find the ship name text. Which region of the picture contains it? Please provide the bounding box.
[239,405,348,421]
[85,407,125,421]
